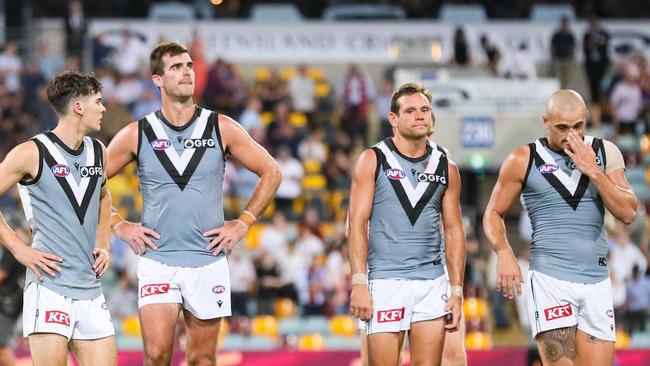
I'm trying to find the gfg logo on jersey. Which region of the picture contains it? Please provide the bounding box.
[385,168,406,180]
[51,164,70,177]
[184,138,215,149]
[80,166,103,178]
[151,139,172,150]
[377,307,405,323]
[567,156,601,170]
[538,164,559,174]
[417,172,447,185]
[544,303,573,321]
[45,310,70,326]
[140,283,170,298]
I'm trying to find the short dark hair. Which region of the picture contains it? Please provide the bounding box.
[47,71,102,116]
[390,82,432,114]
[150,42,189,76]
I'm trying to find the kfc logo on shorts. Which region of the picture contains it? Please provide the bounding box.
[212,285,225,294]
[385,168,406,180]
[151,139,172,150]
[45,310,70,326]
[377,307,405,323]
[606,310,614,318]
[140,283,170,298]
[538,164,559,174]
[544,303,573,321]
[51,164,70,177]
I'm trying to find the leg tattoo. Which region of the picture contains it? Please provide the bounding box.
[538,327,577,363]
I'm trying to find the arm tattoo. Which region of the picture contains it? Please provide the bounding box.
[538,327,577,363]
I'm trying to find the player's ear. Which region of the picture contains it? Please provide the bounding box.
[152,73,163,88]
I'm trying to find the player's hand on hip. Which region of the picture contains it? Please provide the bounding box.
[203,219,249,256]
[496,249,523,298]
[115,221,160,255]
[564,131,599,177]
[92,247,110,278]
[14,245,63,282]
[444,294,463,330]
[350,284,373,321]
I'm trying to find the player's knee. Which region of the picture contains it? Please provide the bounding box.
[144,344,173,365]
[186,351,216,366]
[442,349,467,366]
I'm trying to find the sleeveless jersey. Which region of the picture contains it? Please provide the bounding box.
[18,132,104,299]
[522,136,608,283]
[368,138,448,280]
[136,106,226,267]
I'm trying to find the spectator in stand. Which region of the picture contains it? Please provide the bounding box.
[229,251,256,317]
[258,210,294,263]
[0,42,22,94]
[131,84,161,120]
[583,16,610,127]
[267,102,301,156]
[298,129,327,164]
[550,17,576,89]
[480,34,503,76]
[610,62,643,136]
[238,97,264,134]
[274,146,304,220]
[506,41,537,80]
[255,251,283,315]
[609,225,647,284]
[279,240,308,304]
[0,232,26,366]
[304,256,328,316]
[624,265,650,334]
[98,95,133,142]
[65,0,87,60]
[295,223,325,266]
[21,61,47,111]
[92,35,114,70]
[106,269,138,321]
[452,26,471,67]
[190,30,208,102]
[35,43,64,81]
[288,64,316,128]
[337,64,375,145]
[325,146,352,190]
[258,70,289,113]
[376,79,394,139]
[112,29,147,76]
[113,73,144,110]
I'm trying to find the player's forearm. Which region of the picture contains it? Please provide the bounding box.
[243,163,282,220]
[483,208,514,254]
[0,213,27,255]
[348,229,369,275]
[96,191,112,250]
[444,229,466,287]
[589,171,637,224]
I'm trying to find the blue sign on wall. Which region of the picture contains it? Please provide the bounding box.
[461,117,494,148]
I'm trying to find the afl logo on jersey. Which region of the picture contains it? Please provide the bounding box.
[151,139,172,150]
[51,164,70,177]
[80,166,103,178]
[385,168,406,180]
[538,164,559,174]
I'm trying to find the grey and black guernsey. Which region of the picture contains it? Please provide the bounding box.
[137,106,225,267]
[368,138,448,280]
[522,136,608,283]
[18,132,105,300]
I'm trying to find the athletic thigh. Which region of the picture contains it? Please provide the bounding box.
[367,331,406,366]
[28,333,69,366]
[575,328,614,366]
[408,318,446,366]
[183,309,222,366]
[70,336,117,366]
[140,303,181,360]
[535,326,577,366]
[442,314,467,366]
